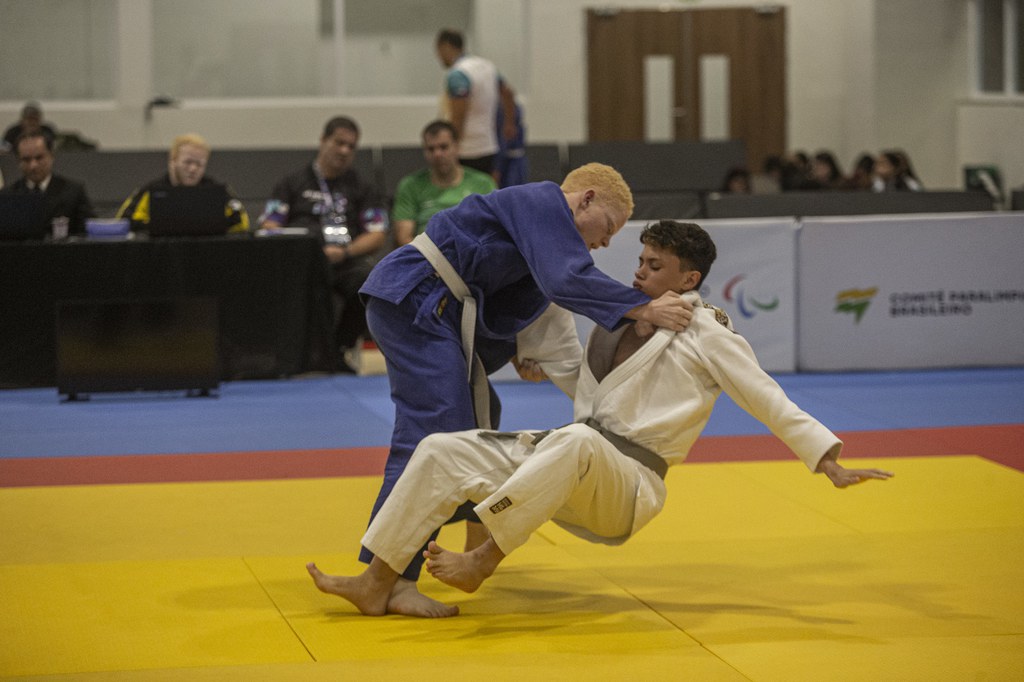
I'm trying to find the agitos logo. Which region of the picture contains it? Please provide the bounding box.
[723,275,779,318]
[835,287,878,323]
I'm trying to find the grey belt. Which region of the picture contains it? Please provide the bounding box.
[531,418,668,480]
[410,232,491,429]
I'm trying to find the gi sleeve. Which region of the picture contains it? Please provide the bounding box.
[490,183,650,331]
[515,303,583,399]
[694,314,842,472]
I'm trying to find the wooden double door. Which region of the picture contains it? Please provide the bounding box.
[587,6,786,170]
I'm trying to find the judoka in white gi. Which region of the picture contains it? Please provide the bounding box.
[308,220,894,617]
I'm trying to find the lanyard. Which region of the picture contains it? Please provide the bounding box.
[312,162,337,215]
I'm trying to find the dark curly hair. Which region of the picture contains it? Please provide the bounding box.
[640,220,717,287]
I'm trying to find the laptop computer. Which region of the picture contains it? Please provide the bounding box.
[147,184,230,237]
[0,191,48,241]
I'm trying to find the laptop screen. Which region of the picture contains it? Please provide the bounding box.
[148,185,230,237]
[0,192,48,241]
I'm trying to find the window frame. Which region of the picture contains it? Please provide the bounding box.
[969,0,1024,99]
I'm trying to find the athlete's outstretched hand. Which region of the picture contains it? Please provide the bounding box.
[817,457,894,488]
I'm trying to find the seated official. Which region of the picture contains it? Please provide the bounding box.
[392,120,496,246]
[1,130,94,236]
[116,133,249,234]
[259,115,389,370]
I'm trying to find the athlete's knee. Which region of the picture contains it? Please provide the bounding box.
[416,432,454,461]
[540,423,603,468]
[551,422,601,444]
[415,430,477,465]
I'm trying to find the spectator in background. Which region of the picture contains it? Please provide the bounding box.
[841,153,875,191]
[807,150,844,189]
[769,151,815,191]
[2,102,56,153]
[260,116,389,371]
[117,133,249,234]
[752,154,783,194]
[720,166,752,194]
[786,150,812,189]
[392,120,496,247]
[494,101,527,188]
[872,149,922,192]
[435,28,517,177]
[1,130,94,237]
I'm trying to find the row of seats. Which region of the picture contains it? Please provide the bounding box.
[0,140,747,219]
[1,140,1000,221]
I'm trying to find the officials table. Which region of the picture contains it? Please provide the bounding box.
[0,234,337,389]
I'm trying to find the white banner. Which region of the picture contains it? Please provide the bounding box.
[798,212,1024,370]
[577,218,798,372]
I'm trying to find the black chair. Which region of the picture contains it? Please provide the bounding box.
[566,140,747,193]
[524,144,565,184]
[705,191,996,219]
[380,145,426,202]
[51,150,167,217]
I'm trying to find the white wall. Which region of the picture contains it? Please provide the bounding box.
[874,0,967,189]
[2,0,1022,191]
[957,103,1024,203]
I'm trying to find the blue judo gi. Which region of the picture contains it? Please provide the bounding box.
[358,181,649,579]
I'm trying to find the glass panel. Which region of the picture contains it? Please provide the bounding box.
[152,0,326,98]
[151,0,481,98]
[0,0,116,101]
[342,0,473,96]
[1017,0,1024,92]
[643,56,674,142]
[980,0,1005,92]
[700,54,730,141]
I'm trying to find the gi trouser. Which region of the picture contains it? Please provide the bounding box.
[359,281,503,580]
[362,424,667,575]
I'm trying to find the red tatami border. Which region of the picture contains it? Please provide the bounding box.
[1,425,1021,488]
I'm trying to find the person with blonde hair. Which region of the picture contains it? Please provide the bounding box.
[351,163,693,617]
[117,132,249,234]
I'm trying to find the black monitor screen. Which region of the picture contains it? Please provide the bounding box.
[56,297,219,395]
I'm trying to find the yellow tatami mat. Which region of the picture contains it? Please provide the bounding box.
[2,456,1022,680]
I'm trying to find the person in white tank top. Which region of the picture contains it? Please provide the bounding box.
[436,28,517,178]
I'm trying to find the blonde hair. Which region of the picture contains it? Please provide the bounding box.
[561,162,634,221]
[169,133,211,160]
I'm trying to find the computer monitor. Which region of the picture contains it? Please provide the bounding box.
[56,297,220,398]
[148,184,231,237]
[0,191,47,240]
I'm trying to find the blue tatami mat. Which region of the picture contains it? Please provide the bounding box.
[1,367,1023,459]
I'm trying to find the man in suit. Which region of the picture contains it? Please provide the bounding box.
[5,131,94,237]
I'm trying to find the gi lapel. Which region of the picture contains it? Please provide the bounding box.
[589,326,675,407]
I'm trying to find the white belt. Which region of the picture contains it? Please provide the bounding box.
[410,233,491,429]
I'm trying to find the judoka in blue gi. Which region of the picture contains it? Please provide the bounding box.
[354,163,693,617]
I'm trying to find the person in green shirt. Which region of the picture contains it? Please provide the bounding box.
[392,120,496,246]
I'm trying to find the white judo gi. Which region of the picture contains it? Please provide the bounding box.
[362,292,842,573]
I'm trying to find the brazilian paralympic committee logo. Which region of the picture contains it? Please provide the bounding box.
[835,287,878,323]
[722,275,779,319]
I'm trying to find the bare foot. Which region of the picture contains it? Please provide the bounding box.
[306,562,391,616]
[464,520,489,552]
[423,539,505,593]
[386,578,459,618]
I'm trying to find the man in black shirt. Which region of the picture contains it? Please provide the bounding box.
[260,116,389,370]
